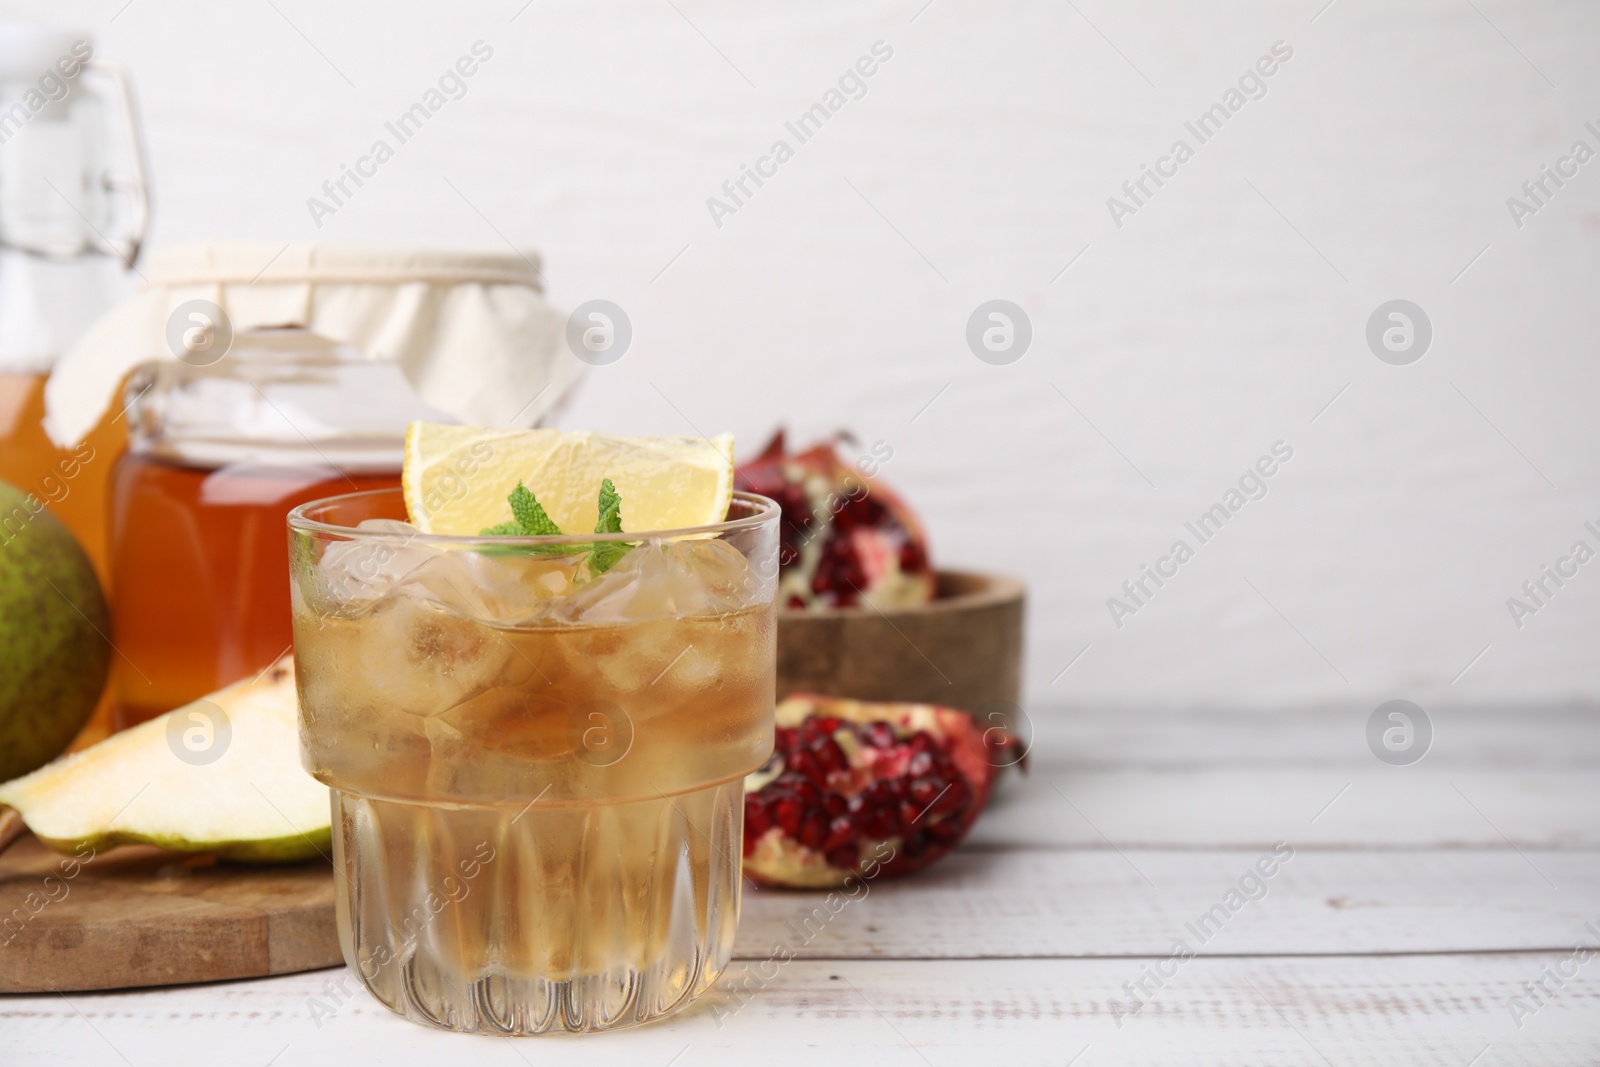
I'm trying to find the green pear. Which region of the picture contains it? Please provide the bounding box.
[0,480,111,781]
[0,659,331,863]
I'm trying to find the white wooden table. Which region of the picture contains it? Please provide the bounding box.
[4,708,1597,1065]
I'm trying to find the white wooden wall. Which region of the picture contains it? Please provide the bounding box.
[5,10,1594,1057]
[6,0,1599,708]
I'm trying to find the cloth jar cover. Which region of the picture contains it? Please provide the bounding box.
[43,241,581,446]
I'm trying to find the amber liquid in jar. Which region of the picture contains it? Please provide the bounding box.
[110,454,397,727]
[0,372,124,581]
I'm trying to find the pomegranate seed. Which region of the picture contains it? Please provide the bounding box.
[863,781,896,808]
[936,779,971,814]
[746,797,772,834]
[864,722,898,749]
[816,716,842,733]
[908,778,942,807]
[846,794,866,814]
[824,792,848,817]
[899,801,923,829]
[853,495,887,525]
[799,812,829,849]
[908,751,933,778]
[811,535,866,602]
[814,738,846,774]
[823,815,855,850]
[862,806,898,839]
[775,797,804,836]
[902,830,930,857]
[834,494,885,532]
[788,749,822,783]
[779,486,811,521]
[776,772,820,805]
[826,846,859,870]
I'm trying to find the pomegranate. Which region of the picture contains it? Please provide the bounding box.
[734,430,934,610]
[742,694,1019,889]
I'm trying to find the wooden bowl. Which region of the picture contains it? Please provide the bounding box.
[776,570,1024,713]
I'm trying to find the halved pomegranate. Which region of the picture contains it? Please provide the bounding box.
[734,430,934,610]
[742,694,1020,888]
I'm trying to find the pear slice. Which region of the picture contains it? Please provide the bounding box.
[0,659,331,864]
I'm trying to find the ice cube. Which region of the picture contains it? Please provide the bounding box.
[556,539,768,623]
[426,687,574,796]
[401,548,585,626]
[554,543,675,623]
[333,593,515,718]
[555,618,684,692]
[661,641,718,690]
[443,686,574,759]
[663,538,769,614]
[314,519,431,610]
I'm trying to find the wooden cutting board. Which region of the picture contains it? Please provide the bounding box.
[0,830,340,992]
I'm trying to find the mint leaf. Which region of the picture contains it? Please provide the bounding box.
[476,482,576,556]
[588,478,631,574]
[475,478,633,573]
[509,482,561,536]
[480,481,563,538]
[595,478,622,535]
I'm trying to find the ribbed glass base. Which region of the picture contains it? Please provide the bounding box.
[330,779,744,1034]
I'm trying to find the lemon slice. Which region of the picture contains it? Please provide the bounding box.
[402,423,736,536]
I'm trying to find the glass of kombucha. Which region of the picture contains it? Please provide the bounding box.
[288,486,778,1034]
